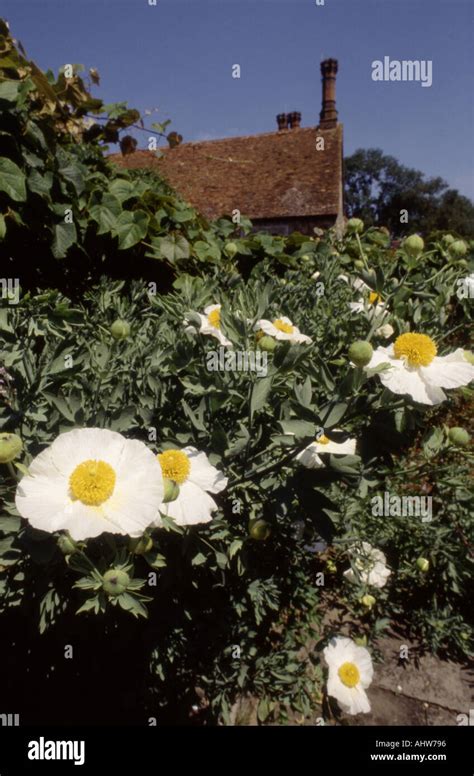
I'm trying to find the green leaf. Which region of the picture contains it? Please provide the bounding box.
[0,80,20,102]
[27,169,53,197]
[109,178,136,203]
[294,376,312,408]
[52,221,77,259]
[0,213,6,240]
[250,376,273,418]
[109,406,136,432]
[113,210,149,250]
[422,426,444,459]
[157,234,190,263]
[191,552,207,566]
[42,392,75,421]
[320,402,348,429]
[279,419,315,440]
[89,193,121,234]
[0,157,27,201]
[57,151,85,195]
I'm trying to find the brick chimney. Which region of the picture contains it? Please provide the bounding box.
[319,58,338,129]
[276,113,289,131]
[288,111,302,129]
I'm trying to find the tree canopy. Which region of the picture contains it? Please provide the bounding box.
[344,148,474,238]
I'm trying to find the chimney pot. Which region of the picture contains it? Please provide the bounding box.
[288,111,302,129]
[320,58,338,129]
[276,113,289,131]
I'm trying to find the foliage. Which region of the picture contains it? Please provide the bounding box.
[1,223,473,722]
[345,148,474,238]
[0,20,238,294]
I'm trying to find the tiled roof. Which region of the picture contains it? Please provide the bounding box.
[111,124,343,222]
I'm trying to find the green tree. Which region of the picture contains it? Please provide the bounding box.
[344,148,474,237]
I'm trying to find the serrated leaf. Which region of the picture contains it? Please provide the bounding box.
[52,221,77,259]
[0,157,27,201]
[113,210,149,250]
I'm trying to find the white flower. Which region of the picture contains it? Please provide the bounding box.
[185,304,232,348]
[255,316,312,344]
[350,290,387,318]
[338,275,388,319]
[157,446,228,526]
[343,542,391,588]
[364,333,474,405]
[375,323,394,339]
[15,429,164,541]
[296,431,356,468]
[338,274,368,293]
[324,636,374,715]
[311,271,321,280]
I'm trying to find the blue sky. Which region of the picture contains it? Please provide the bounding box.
[2,0,473,198]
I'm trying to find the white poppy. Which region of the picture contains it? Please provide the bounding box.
[343,542,391,588]
[296,432,356,468]
[350,290,387,318]
[255,316,312,344]
[364,333,474,405]
[157,446,228,526]
[338,275,369,293]
[324,636,374,715]
[185,304,232,348]
[15,428,164,541]
[374,323,394,339]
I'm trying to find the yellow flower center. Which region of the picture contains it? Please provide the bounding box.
[207,309,221,329]
[273,319,294,334]
[317,434,330,445]
[69,459,116,506]
[338,662,360,688]
[369,291,382,305]
[158,449,190,484]
[393,333,437,367]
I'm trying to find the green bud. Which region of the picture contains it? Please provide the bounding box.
[301,254,311,262]
[102,568,130,596]
[224,242,238,259]
[457,259,468,267]
[110,319,131,340]
[128,534,153,555]
[248,519,271,541]
[353,634,368,647]
[163,478,180,503]
[442,234,455,245]
[354,259,365,269]
[463,350,474,365]
[448,240,467,258]
[347,218,364,234]
[0,433,23,464]
[257,335,277,352]
[348,340,373,367]
[360,594,376,609]
[57,533,78,556]
[403,234,424,257]
[448,427,470,448]
[416,557,430,573]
